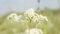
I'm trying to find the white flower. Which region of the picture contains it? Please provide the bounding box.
[32,15,48,23]
[24,28,43,34]
[39,15,48,21]
[7,13,21,22]
[24,8,36,19]
[7,13,17,21]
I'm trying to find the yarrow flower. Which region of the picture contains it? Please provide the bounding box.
[24,28,43,34]
[24,8,36,19]
[7,13,17,20]
[39,15,48,22]
[32,14,48,23]
[7,13,22,23]
[24,8,48,23]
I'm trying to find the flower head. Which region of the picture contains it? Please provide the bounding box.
[24,8,36,19]
[25,28,43,34]
[7,13,21,22]
[32,15,48,23]
[7,13,17,20]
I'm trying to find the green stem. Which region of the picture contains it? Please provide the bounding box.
[25,21,30,34]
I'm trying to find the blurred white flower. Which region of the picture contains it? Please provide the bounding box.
[7,13,17,21]
[32,15,48,23]
[24,8,36,19]
[7,13,21,22]
[39,15,48,21]
[32,15,40,23]
[24,28,43,34]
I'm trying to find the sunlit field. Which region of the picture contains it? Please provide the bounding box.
[0,8,60,34]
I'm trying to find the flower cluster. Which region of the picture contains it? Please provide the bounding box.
[32,15,48,23]
[24,28,43,34]
[7,13,23,23]
[6,8,51,34]
[24,8,48,25]
[24,8,35,19]
[7,8,48,24]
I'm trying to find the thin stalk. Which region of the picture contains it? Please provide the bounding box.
[25,21,30,34]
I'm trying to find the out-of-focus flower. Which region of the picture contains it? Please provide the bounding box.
[7,13,17,21]
[24,8,36,19]
[24,28,43,34]
[42,16,48,22]
[32,15,48,23]
[7,13,22,22]
[38,15,48,22]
